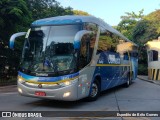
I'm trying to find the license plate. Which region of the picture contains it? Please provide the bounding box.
[35,91,46,96]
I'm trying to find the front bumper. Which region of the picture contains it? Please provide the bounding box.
[17,81,79,101]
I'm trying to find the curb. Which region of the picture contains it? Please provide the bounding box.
[138,76,160,86]
[0,85,17,89]
[0,85,17,93]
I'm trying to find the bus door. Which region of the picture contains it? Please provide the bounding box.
[117,52,130,84]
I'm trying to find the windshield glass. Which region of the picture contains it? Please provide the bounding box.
[20,24,82,76]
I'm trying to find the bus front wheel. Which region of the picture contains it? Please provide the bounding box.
[87,80,100,101]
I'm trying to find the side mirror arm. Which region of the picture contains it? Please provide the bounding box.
[74,30,92,49]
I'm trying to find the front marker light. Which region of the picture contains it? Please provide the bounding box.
[64,81,71,86]
[60,78,78,87]
[59,81,71,87]
[18,87,23,93]
[18,76,25,83]
[63,92,71,97]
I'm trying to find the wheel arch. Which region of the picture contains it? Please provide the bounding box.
[94,75,101,91]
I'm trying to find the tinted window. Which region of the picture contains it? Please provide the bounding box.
[97,27,137,62]
[97,27,119,53]
[83,23,98,33]
[148,50,158,61]
[79,33,96,69]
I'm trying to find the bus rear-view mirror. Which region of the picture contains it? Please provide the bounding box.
[74,30,93,49]
[9,32,26,49]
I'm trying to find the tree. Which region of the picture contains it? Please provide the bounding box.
[144,9,160,34]
[132,9,160,45]
[0,0,75,79]
[0,0,31,43]
[131,10,160,75]
[117,19,137,40]
[73,10,90,16]
[117,9,144,40]
[0,0,31,78]
[26,0,73,20]
[132,20,158,45]
[121,9,144,21]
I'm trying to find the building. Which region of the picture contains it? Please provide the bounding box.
[146,37,160,80]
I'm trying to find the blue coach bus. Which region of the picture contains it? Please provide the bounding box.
[10,15,138,101]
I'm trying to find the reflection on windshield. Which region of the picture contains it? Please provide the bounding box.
[31,55,75,72]
[20,24,81,76]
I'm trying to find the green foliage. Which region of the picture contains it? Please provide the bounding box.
[138,64,148,75]
[0,0,74,48]
[117,19,137,40]
[144,9,160,34]
[138,46,147,64]
[0,0,74,79]
[98,36,113,51]
[144,9,160,21]
[117,9,144,40]
[132,20,159,45]
[132,10,160,46]
[121,9,144,21]
[0,0,31,42]
[26,0,73,20]
[117,9,160,75]
[73,10,90,16]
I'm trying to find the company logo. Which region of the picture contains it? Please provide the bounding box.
[36,73,48,76]
[2,112,11,117]
[62,76,69,80]
[38,84,42,88]
[108,54,120,64]
[1,112,42,118]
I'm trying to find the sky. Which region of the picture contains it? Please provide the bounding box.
[56,0,160,26]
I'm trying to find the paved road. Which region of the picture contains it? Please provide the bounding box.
[0,78,160,120]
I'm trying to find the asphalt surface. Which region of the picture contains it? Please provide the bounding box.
[0,78,160,120]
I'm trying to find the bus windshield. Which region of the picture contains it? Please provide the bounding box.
[20,24,82,76]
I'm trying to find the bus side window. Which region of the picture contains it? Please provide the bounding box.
[83,23,98,34]
[97,27,118,54]
[97,27,109,54]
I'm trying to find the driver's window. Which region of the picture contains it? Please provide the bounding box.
[79,33,96,69]
[79,35,87,69]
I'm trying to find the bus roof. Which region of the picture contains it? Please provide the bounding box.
[31,15,137,46]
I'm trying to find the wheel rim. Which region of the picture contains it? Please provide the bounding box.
[127,77,130,85]
[90,83,98,97]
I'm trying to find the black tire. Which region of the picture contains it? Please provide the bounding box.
[124,74,131,88]
[130,72,133,84]
[87,80,100,101]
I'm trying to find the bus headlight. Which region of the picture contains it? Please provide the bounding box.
[59,78,78,87]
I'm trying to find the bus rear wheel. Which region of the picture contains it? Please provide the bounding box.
[124,75,131,88]
[87,80,100,101]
